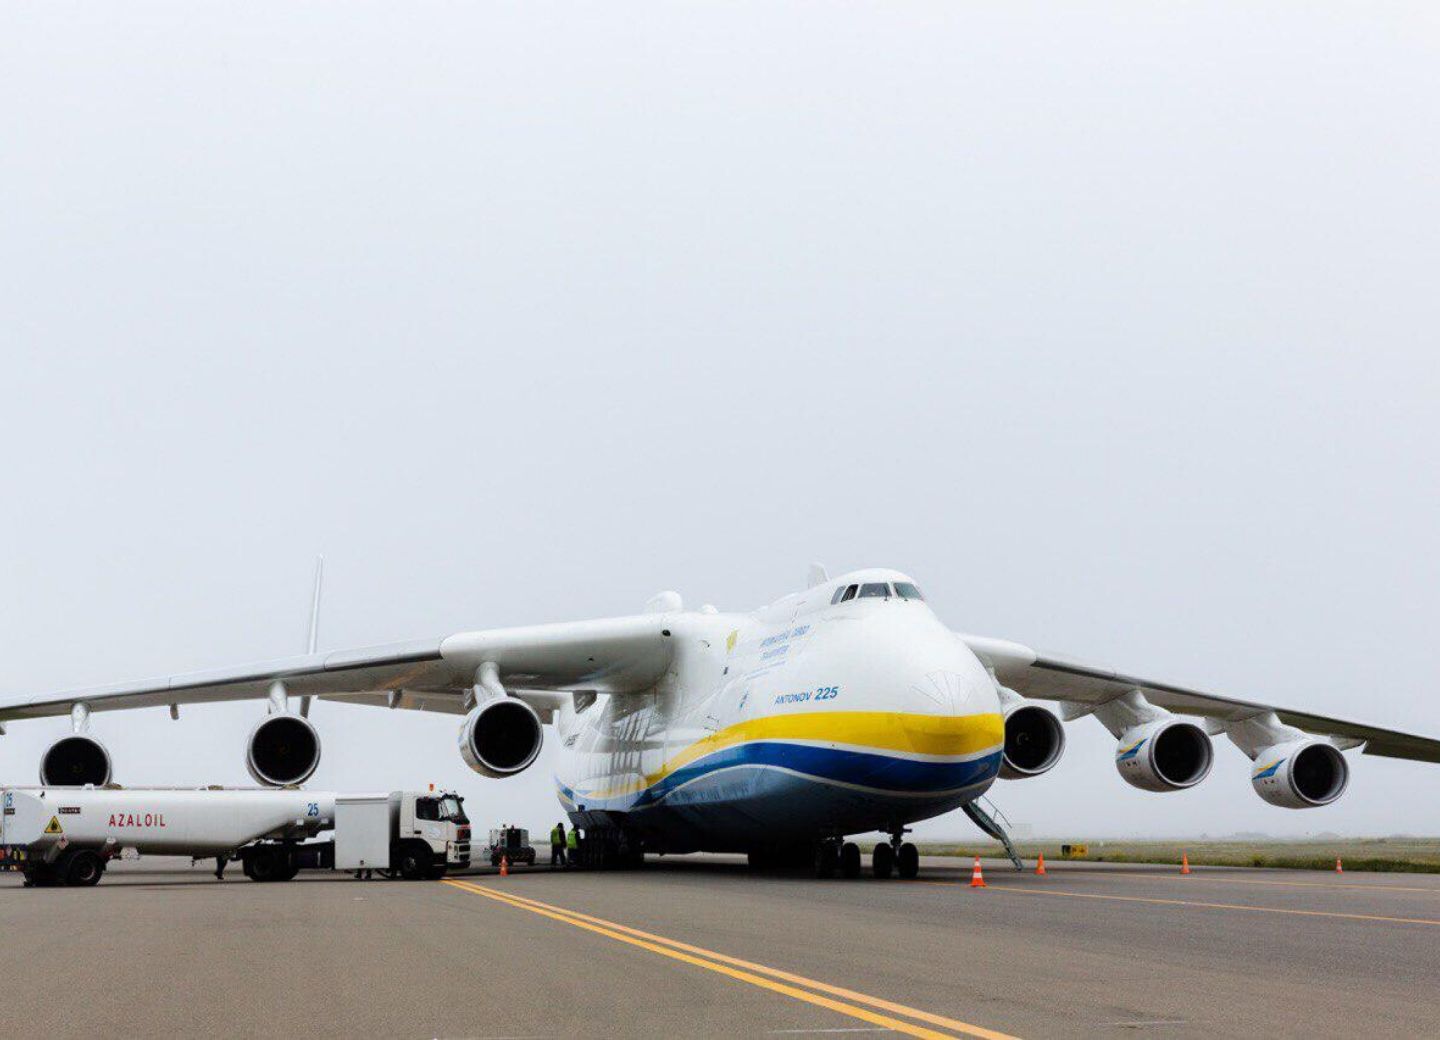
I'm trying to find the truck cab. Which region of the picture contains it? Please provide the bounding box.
[398,790,471,877]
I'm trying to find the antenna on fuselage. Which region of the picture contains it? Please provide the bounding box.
[300,555,323,718]
[807,562,828,588]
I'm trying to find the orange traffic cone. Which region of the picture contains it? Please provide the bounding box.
[1336,858,1343,873]
[1035,854,1047,876]
[499,854,509,877]
[969,856,987,888]
[1180,852,1191,875]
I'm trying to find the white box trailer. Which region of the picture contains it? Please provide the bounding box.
[335,794,392,871]
[1,786,471,887]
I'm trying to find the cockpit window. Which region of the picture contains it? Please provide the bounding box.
[840,584,858,602]
[858,582,890,599]
[894,582,924,601]
[830,585,846,604]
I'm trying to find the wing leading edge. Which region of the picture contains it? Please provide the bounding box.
[0,615,675,724]
[960,633,1440,764]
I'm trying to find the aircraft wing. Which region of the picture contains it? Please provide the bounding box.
[0,615,675,724]
[960,633,1440,764]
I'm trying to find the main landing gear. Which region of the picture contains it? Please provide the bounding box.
[811,839,865,878]
[807,835,918,879]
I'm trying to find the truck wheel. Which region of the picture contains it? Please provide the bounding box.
[247,847,282,882]
[63,850,104,887]
[397,843,433,881]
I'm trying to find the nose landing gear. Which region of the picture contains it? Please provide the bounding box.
[880,828,919,879]
[781,835,921,879]
[863,831,918,878]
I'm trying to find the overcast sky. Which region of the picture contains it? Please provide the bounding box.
[2,4,1437,841]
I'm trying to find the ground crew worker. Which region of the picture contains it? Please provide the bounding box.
[566,824,580,869]
[550,822,567,868]
[214,855,227,880]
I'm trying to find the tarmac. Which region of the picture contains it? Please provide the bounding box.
[3,853,1437,1038]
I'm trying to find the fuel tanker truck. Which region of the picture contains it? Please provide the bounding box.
[0,786,471,887]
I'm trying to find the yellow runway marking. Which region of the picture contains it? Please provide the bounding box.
[442,879,1019,1040]
[955,882,1440,928]
[1081,870,1440,896]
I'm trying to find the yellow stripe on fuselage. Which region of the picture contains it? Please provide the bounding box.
[575,710,1004,801]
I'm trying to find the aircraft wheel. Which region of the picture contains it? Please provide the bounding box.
[620,842,645,869]
[839,842,862,879]
[813,842,839,879]
[897,842,919,879]
[872,842,894,879]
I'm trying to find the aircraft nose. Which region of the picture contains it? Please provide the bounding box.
[906,668,996,715]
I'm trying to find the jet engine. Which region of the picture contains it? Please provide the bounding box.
[1251,739,1349,809]
[458,698,543,778]
[246,714,322,787]
[39,734,113,786]
[1114,718,1213,792]
[998,703,1066,779]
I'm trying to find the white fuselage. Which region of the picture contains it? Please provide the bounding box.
[552,570,1004,852]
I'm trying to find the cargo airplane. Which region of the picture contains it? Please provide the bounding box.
[3,566,1438,878]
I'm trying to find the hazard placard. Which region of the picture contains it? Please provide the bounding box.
[44,816,64,835]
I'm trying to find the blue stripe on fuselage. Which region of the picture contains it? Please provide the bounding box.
[559,741,1002,812]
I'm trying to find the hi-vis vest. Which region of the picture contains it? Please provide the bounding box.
[551,826,564,845]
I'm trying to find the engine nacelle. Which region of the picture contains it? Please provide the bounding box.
[999,704,1066,779]
[458,698,543,778]
[40,734,113,786]
[1115,718,1213,792]
[1251,740,1349,809]
[246,714,322,787]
